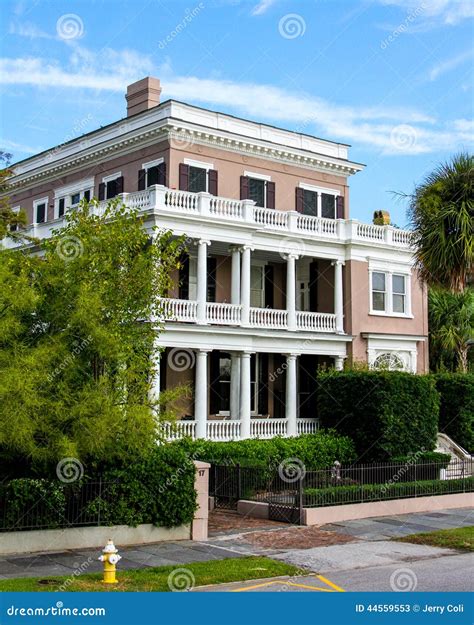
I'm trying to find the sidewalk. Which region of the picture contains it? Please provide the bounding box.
[1,507,472,580]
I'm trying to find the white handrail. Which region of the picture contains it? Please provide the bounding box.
[158,297,197,322]
[296,311,336,332]
[250,308,288,329]
[206,302,241,325]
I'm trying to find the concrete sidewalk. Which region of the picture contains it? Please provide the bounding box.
[0,507,472,580]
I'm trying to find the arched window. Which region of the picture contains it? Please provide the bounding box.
[373,352,405,371]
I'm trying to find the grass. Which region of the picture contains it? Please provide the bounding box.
[395,526,474,552]
[0,556,301,592]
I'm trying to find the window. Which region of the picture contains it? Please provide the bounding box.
[58,198,65,218]
[372,272,386,311]
[373,352,404,371]
[189,166,207,193]
[321,193,336,219]
[392,274,406,314]
[139,160,166,190]
[34,198,48,224]
[241,173,275,208]
[99,173,123,201]
[250,265,265,308]
[217,354,231,413]
[248,177,265,207]
[302,190,318,216]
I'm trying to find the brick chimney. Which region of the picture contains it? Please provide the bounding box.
[126,77,162,117]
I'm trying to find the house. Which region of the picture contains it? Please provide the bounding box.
[5,77,428,441]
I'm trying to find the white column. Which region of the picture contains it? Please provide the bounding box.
[286,354,298,436]
[241,246,252,327]
[148,344,161,405]
[230,352,241,420]
[333,356,344,371]
[333,259,344,333]
[194,349,209,439]
[230,247,241,306]
[317,192,322,217]
[239,352,252,438]
[286,253,298,331]
[196,239,210,325]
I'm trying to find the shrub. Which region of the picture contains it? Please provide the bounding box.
[173,431,356,469]
[2,479,67,530]
[433,373,474,453]
[316,371,439,461]
[304,475,474,507]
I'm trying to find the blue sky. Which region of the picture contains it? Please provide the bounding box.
[1,0,473,226]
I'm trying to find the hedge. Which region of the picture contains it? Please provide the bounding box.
[316,371,439,461]
[433,373,474,453]
[1,445,197,531]
[304,475,474,507]
[173,431,357,469]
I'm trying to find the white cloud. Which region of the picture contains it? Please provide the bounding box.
[0,46,472,156]
[251,0,277,16]
[378,0,474,27]
[1,138,44,155]
[428,49,473,80]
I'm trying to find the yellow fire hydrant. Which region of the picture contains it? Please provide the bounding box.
[98,539,122,584]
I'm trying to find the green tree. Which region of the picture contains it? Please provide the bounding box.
[0,199,184,475]
[0,150,27,241]
[428,287,474,373]
[407,152,473,294]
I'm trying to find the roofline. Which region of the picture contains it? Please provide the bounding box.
[11,98,354,170]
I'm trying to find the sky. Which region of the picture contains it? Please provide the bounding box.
[1,0,473,227]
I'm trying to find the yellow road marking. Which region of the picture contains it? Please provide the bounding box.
[232,579,336,592]
[232,580,280,592]
[285,581,333,592]
[316,574,345,592]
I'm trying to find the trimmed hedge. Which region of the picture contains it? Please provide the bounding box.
[433,373,474,453]
[1,446,197,531]
[316,371,439,461]
[304,475,474,507]
[173,431,357,469]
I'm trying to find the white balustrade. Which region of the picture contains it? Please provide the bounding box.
[160,421,196,440]
[392,228,412,245]
[164,189,199,213]
[297,418,320,435]
[254,207,289,229]
[207,420,241,441]
[209,196,243,219]
[158,297,197,322]
[206,303,241,325]
[356,223,385,242]
[296,311,336,332]
[296,214,337,236]
[249,308,288,329]
[123,190,151,210]
[251,419,288,439]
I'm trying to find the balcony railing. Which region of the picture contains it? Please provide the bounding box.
[4,185,412,250]
[158,297,337,332]
[160,418,320,441]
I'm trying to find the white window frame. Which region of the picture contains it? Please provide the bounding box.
[33,197,48,224]
[54,178,94,218]
[250,262,266,308]
[368,263,412,318]
[244,172,271,208]
[102,171,122,184]
[184,159,214,194]
[298,183,340,219]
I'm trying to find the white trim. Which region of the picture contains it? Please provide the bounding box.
[244,170,271,181]
[33,197,48,224]
[365,335,420,373]
[184,158,214,170]
[298,182,340,196]
[142,158,164,170]
[368,268,412,318]
[102,171,121,184]
[54,177,95,199]
[368,258,412,274]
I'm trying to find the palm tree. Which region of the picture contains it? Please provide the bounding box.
[428,287,474,373]
[407,152,473,294]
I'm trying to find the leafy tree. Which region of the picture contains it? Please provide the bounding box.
[428,287,474,373]
[406,152,473,294]
[0,150,27,241]
[0,199,184,475]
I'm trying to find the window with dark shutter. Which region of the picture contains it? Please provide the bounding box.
[208,169,218,196]
[58,198,65,218]
[105,180,116,200]
[36,203,46,223]
[98,182,106,201]
[336,195,344,219]
[240,175,249,200]
[115,176,124,195]
[295,187,304,213]
[248,178,265,207]
[138,169,146,191]
[189,166,207,193]
[157,161,166,186]
[321,193,336,219]
[147,166,159,187]
[303,190,318,216]
[207,257,217,303]
[83,190,91,202]
[179,163,189,191]
[266,181,275,209]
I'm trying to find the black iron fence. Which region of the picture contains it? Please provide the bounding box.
[0,479,119,533]
[210,459,474,520]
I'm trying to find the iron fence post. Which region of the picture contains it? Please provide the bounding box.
[237,463,242,501]
[298,475,303,525]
